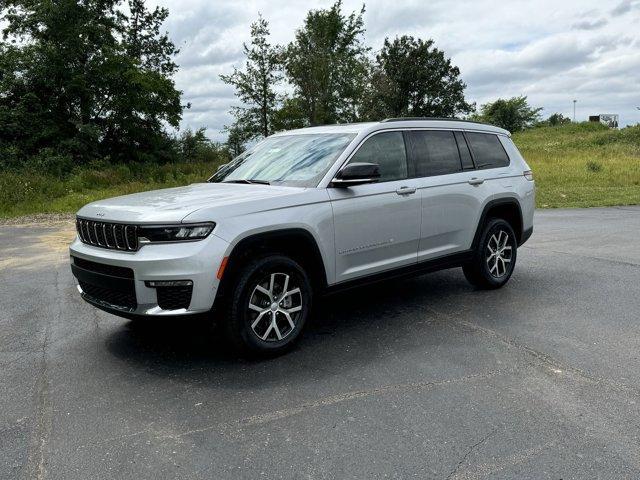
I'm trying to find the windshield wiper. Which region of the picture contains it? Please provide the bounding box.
[222,179,270,185]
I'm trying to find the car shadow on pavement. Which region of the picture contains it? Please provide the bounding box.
[104,268,482,387]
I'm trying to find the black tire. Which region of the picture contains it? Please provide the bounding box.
[463,218,517,289]
[222,254,312,356]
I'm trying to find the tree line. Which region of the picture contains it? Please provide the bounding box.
[220,2,474,154]
[221,2,568,155]
[0,0,565,174]
[0,0,226,173]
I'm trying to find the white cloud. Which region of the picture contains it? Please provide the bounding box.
[610,0,640,16]
[571,18,608,30]
[149,0,640,140]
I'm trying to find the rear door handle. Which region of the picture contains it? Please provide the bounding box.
[396,186,417,195]
[468,177,484,186]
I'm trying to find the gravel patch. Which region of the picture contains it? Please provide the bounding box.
[0,212,75,226]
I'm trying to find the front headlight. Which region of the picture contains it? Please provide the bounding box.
[138,223,215,243]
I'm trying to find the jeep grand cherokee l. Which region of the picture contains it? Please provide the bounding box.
[70,118,535,355]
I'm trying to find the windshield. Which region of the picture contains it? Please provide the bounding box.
[209,133,356,187]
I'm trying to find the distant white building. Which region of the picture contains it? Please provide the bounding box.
[589,114,619,128]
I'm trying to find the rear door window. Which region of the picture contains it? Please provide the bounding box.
[465,133,510,169]
[408,130,462,177]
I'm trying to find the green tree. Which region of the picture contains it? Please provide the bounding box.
[224,124,252,158]
[473,96,542,132]
[283,1,369,125]
[271,96,307,132]
[361,36,473,120]
[0,0,184,167]
[220,15,282,140]
[546,113,571,126]
[177,128,228,163]
[107,0,184,162]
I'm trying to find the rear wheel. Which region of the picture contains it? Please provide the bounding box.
[463,218,517,289]
[223,254,312,356]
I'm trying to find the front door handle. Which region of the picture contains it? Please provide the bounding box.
[396,186,417,195]
[468,177,484,186]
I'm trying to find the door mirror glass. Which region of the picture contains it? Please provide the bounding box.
[332,162,381,187]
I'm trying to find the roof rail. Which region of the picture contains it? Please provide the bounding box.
[381,117,478,124]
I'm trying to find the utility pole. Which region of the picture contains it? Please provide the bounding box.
[573,99,577,122]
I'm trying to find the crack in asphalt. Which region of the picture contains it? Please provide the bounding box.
[82,367,520,447]
[423,306,640,473]
[425,304,640,397]
[448,441,556,480]
[24,273,56,480]
[446,428,497,480]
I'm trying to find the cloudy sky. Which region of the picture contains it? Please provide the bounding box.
[149,0,640,140]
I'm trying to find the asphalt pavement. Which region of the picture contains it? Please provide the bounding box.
[1,206,640,479]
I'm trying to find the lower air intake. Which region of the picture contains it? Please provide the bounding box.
[156,285,193,310]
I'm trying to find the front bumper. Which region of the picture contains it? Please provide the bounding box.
[69,233,230,317]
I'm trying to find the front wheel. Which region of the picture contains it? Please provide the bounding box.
[223,255,312,356]
[463,218,517,289]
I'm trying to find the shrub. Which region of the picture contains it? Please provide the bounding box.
[26,149,76,177]
[586,161,603,173]
[0,171,67,210]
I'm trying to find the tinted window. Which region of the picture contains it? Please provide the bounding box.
[409,130,461,177]
[349,132,407,182]
[465,133,510,169]
[454,131,474,170]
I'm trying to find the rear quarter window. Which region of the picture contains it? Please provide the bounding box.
[465,132,510,169]
[454,131,474,170]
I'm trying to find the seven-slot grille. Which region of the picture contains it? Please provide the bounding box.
[76,218,138,251]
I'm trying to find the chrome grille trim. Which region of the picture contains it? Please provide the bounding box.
[75,219,83,242]
[83,220,91,243]
[111,224,117,248]
[93,222,103,246]
[76,218,139,251]
[87,221,96,244]
[113,224,123,250]
[124,225,138,251]
[102,224,111,248]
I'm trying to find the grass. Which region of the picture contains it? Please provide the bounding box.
[0,160,226,219]
[512,122,640,208]
[0,122,639,219]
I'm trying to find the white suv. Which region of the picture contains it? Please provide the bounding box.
[70,118,535,355]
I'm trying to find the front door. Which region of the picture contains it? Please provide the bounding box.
[329,131,421,283]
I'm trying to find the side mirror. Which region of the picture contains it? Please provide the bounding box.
[331,162,381,187]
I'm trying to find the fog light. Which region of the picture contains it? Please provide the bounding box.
[145,280,193,287]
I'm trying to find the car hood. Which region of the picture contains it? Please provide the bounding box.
[76,183,307,223]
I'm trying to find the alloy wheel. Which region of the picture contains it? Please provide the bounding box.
[486,230,513,278]
[248,272,303,342]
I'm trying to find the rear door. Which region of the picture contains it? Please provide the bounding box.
[406,129,484,262]
[329,131,421,283]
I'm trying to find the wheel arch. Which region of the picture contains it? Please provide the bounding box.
[472,198,524,249]
[216,228,329,301]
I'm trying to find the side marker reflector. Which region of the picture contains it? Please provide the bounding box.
[217,256,229,280]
